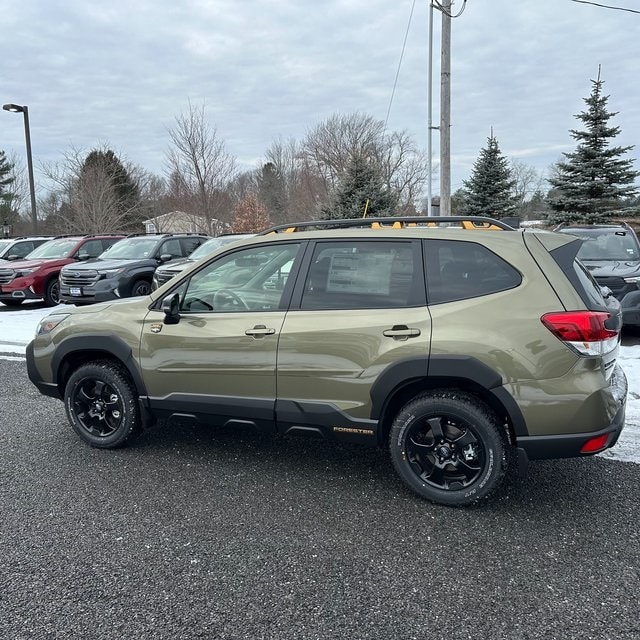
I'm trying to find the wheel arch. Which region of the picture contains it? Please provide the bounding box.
[372,356,527,448]
[51,334,148,399]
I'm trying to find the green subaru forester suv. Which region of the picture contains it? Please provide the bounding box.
[26,217,627,506]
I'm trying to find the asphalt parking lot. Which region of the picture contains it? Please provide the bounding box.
[1,359,639,640]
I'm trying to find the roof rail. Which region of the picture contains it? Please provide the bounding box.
[259,215,515,235]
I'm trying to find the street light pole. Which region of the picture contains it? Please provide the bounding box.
[3,103,38,234]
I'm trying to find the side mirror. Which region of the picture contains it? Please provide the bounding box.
[7,254,20,260]
[159,253,173,263]
[162,292,181,325]
[77,254,90,261]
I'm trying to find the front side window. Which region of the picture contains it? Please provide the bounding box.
[159,239,182,258]
[76,239,104,259]
[300,241,421,310]
[425,239,522,304]
[180,243,300,313]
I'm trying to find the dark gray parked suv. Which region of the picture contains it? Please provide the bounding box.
[59,233,208,304]
[557,222,640,326]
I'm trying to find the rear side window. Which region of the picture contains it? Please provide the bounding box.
[425,239,522,304]
[301,241,423,310]
[181,236,205,256]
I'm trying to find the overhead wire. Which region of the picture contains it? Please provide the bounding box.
[569,0,640,13]
[384,0,416,131]
[433,0,467,19]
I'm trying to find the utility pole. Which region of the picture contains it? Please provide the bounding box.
[440,0,452,216]
[427,1,435,216]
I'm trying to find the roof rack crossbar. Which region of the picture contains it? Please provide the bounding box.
[259,216,515,234]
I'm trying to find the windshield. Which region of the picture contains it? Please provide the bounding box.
[100,237,159,259]
[0,240,13,257]
[188,235,251,261]
[568,229,640,261]
[25,239,79,259]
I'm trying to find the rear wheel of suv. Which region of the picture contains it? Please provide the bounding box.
[130,279,151,297]
[64,361,142,448]
[44,278,60,306]
[389,391,508,506]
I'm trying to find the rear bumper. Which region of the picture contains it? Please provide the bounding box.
[517,364,627,460]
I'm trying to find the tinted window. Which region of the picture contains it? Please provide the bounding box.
[300,241,422,310]
[573,259,607,307]
[159,239,182,258]
[101,237,121,252]
[425,239,521,304]
[181,236,205,256]
[77,239,104,259]
[12,241,35,258]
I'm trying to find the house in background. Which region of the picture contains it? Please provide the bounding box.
[143,211,227,235]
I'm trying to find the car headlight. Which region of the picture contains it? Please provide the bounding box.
[98,268,124,278]
[15,268,35,277]
[37,314,70,336]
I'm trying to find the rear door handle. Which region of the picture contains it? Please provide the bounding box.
[383,325,421,341]
[245,324,276,337]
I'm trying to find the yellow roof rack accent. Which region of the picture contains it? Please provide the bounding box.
[260,216,515,234]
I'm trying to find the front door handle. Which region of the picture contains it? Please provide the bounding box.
[245,324,276,338]
[383,325,421,341]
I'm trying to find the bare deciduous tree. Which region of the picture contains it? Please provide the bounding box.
[165,102,237,235]
[301,113,427,213]
[40,145,143,234]
[510,159,545,209]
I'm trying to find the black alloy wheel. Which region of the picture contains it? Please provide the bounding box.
[44,278,61,306]
[64,361,141,448]
[389,391,508,506]
[131,280,151,297]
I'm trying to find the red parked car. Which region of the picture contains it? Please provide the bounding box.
[0,234,124,307]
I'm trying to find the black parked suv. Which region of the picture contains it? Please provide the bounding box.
[556,222,640,327]
[58,233,208,305]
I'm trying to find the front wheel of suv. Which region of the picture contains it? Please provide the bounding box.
[389,391,509,506]
[64,361,142,448]
[130,279,151,297]
[44,278,61,306]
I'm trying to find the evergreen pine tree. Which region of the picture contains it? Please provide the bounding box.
[461,135,518,218]
[0,150,16,219]
[547,71,639,224]
[320,154,397,220]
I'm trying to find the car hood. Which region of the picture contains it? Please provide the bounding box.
[157,258,193,273]
[581,260,640,277]
[61,258,155,272]
[0,258,71,270]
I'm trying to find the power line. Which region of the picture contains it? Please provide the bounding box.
[384,0,416,130]
[433,0,467,18]
[569,0,640,14]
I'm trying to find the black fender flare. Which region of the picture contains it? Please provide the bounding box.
[51,333,148,398]
[370,355,528,436]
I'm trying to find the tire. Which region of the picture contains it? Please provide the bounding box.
[2,299,23,307]
[43,278,61,306]
[64,361,142,449]
[389,391,509,506]
[130,279,151,297]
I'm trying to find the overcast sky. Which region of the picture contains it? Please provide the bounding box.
[2,0,639,202]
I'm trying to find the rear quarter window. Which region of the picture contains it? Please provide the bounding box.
[425,239,522,304]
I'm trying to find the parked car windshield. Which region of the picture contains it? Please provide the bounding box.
[99,237,159,260]
[0,240,13,256]
[24,239,79,259]
[565,229,640,261]
[188,235,253,261]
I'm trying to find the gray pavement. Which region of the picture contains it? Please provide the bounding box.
[1,359,639,640]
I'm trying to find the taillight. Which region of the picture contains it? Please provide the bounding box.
[541,311,619,356]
